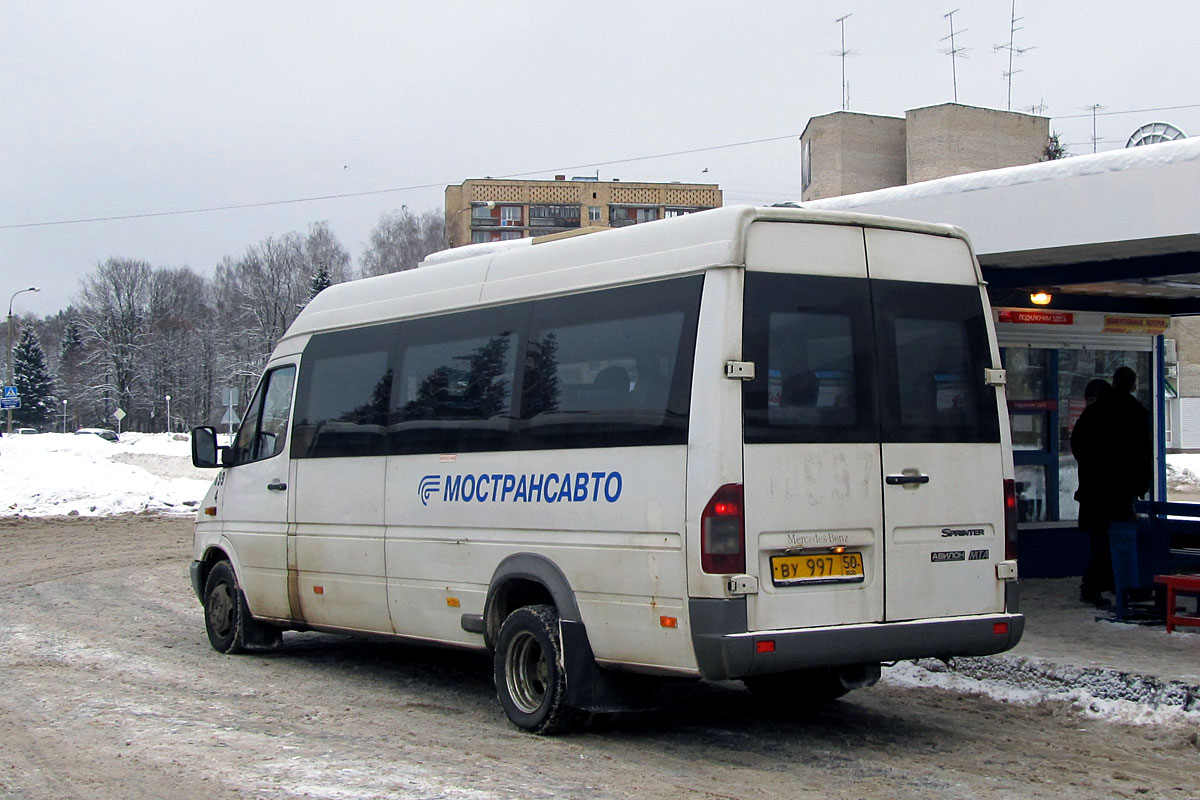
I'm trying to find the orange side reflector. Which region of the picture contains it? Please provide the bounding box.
[832,545,845,554]
[313,586,324,595]
[993,622,1009,635]
[659,615,678,628]
[756,640,776,654]
[204,507,217,516]
[446,597,461,608]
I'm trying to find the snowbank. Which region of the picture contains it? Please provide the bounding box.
[0,431,212,517]
[884,657,1200,728]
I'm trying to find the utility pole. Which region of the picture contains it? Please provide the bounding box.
[1083,104,1106,153]
[940,9,970,103]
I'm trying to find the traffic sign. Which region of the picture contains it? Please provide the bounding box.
[2,386,17,399]
[113,408,127,422]
[1,398,19,410]
[221,407,242,425]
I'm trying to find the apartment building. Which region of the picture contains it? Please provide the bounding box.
[445,177,722,247]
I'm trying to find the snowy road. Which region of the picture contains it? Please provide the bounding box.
[0,515,1197,800]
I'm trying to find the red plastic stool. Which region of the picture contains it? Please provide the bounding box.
[1153,574,1200,633]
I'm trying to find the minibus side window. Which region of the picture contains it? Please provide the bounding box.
[873,280,1000,444]
[231,366,296,464]
[743,273,877,444]
[519,276,702,450]
[291,325,398,458]
[388,305,525,455]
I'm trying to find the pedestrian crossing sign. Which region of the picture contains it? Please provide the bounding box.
[2,386,17,399]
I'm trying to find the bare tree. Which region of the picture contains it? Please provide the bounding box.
[359,207,446,277]
[145,267,211,431]
[77,257,153,428]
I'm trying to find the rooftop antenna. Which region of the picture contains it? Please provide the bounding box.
[993,0,1035,110]
[939,9,970,103]
[1024,98,1048,115]
[1082,103,1106,152]
[829,13,858,110]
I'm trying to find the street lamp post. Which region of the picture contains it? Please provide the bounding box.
[62,399,68,434]
[6,286,40,434]
[447,200,495,248]
[165,394,171,433]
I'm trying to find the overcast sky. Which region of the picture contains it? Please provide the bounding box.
[4,1,1198,317]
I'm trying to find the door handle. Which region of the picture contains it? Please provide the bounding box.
[267,481,288,491]
[886,474,930,486]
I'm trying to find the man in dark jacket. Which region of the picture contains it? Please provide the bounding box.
[1070,367,1152,606]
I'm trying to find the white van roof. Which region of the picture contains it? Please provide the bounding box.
[285,205,969,342]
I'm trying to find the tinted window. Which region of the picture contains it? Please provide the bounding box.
[232,366,296,464]
[388,306,525,454]
[291,325,397,458]
[743,273,877,444]
[518,276,702,449]
[873,280,999,443]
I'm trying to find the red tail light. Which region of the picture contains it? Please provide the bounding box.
[1003,479,1018,561]
[702,483,745,574]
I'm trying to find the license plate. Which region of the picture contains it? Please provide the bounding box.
[771,552,865,586]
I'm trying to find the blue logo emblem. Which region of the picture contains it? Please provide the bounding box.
[418,475,441,506]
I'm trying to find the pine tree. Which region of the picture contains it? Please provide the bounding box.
[309,266,333,300]
[13,326,56,429]
[1042,132,1069,161]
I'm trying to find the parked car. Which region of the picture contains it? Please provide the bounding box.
[75,427,119,442]
[14,428,39,434]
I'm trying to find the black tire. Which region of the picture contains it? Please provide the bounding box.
[202,560,281,653]
[493,605,582,735]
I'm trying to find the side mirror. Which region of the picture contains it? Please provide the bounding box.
[191,426,223,468]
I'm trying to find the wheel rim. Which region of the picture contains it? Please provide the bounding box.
[505,629,549,714]
[207,582,234,638]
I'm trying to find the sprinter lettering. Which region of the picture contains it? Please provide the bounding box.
[420,471,623,506]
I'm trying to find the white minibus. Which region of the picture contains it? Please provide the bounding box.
[190,205,1022,734]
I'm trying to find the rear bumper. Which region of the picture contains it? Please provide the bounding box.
[690,597,1024,681]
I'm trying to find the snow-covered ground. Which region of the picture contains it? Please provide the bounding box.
[0,431,214,517]
[2,430,1197,729]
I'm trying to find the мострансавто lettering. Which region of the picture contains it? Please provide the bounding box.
[419,472,622,506]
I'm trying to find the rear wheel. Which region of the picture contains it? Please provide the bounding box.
[494,605,582,735]
[202,560,280,653]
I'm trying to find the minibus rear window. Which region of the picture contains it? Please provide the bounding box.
[743,273,878,444]
[873,280,1000,444]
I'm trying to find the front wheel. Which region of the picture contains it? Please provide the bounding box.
[494,605,582,735]
[202,560,280,653]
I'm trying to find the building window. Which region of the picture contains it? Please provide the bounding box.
[500,205,523,227]
[529,205,581,229]
[635,208,658,224]
[472,204,497,226]
[588,206,601,222]
[801,139,812,191]
[500,231,522,241]
[471,231,490,244]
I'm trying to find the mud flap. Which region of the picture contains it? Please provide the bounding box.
[560,619,655,713]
